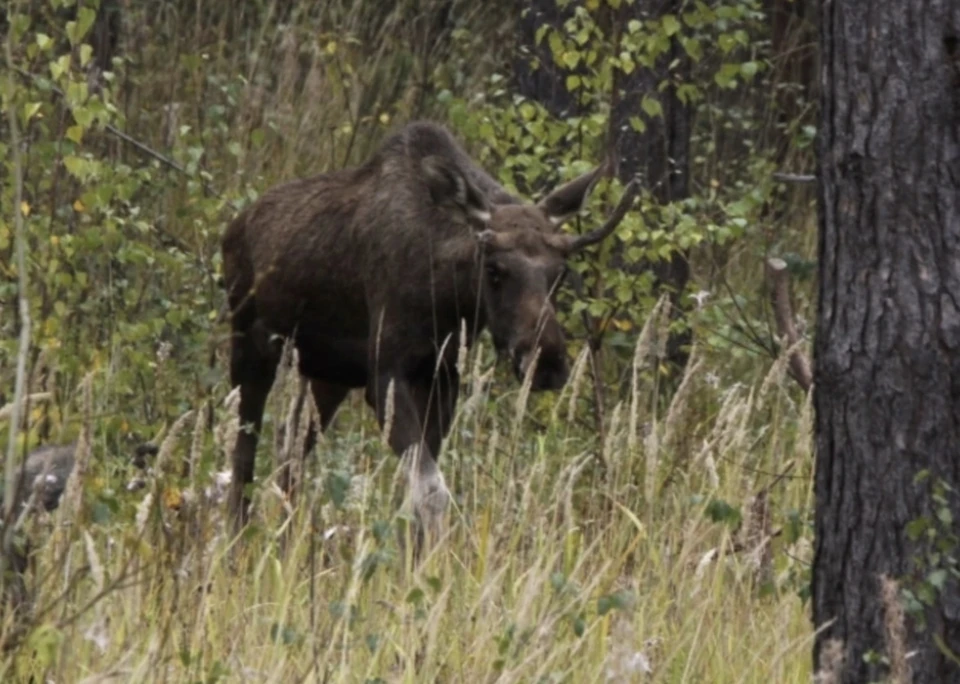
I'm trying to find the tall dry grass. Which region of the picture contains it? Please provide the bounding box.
[1,301,815,683]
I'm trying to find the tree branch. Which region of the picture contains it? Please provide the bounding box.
[773,172,816,183]
[12,65,219,196]
[3,7,33,575]
[765,257,813,392]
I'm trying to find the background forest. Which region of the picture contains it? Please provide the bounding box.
[1,0,822,681]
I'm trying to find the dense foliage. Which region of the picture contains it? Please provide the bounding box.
[1,0,821,680]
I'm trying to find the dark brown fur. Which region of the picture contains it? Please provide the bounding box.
[222,121,637,537]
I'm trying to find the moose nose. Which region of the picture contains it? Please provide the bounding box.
[512,345,569,391]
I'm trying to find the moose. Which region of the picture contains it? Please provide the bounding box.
[222,121,638,541]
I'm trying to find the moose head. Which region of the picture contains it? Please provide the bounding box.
[453,164,640,391]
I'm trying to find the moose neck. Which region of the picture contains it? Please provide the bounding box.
[426,235,489,349]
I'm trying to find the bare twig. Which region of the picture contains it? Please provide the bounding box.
[12,65,220,197]
[773,172,816,183]
[765,258,813,392]
[0,392,52,422]
[3,16,33,568]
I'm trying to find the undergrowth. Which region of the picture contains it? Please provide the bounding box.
[1,306,815,682]
[1,0,819,681]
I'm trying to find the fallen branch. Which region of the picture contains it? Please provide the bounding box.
[0,392,52,423]
[773,172,816,184]
[765,258,813,392]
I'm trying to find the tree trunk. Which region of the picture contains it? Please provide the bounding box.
[513,0,583,120]
[605,0,692,374]
[813,1,960,682]
[767,0,817,157]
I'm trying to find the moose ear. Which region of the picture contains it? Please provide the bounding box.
[421,155,492,224]
[536,165,606,227]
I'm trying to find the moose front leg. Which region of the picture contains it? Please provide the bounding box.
[365,373,452,547]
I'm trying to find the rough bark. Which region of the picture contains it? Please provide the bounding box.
[813,1,960,682]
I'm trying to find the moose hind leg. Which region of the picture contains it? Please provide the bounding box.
[228,330,279,532]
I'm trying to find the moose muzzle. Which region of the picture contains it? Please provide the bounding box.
[510,313,569,391]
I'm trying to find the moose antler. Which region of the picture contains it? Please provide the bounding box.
[563,175,641,254]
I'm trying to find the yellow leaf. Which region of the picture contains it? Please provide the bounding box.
[324,41,337,55]
[50,235,60,247]
[66,125,84,143]
[612,318,633,332]
[22,102,42,123]
[20,201,30,217]
[379,112,390,125]
[73,199,85,212]
[163,487,183,511]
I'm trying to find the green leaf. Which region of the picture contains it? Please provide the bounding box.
[565,74,581,91]
[661,15,681,36]
[65,124,84,144]
[928,569,949,591]
[72,7,97,45]
[11,14,32,43]
[562,51,580,69]
[79,44,93,67]
[21,102,42,124]
[572,615,586,637]
[63,155,87,179]
[548,32,564,60]
[534,24,550,46]
[718,33,737,54]
[597,589,635,616]
[938,506,954,526]
[36,33,52,51]
[269,622,302,646]
[641,96,663,118]
[324,471,351,509]
[50,55,71,81]
[27,624,64,669]
[365,634,380,654]
[714,63,740,89]
[705,498,742,527]
[680,37,703,62]
[740,61,759,79]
